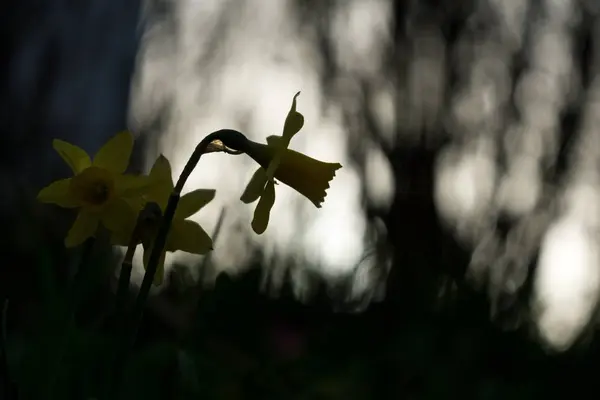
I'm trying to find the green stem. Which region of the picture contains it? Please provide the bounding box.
[114,263,132,324]
[109,130,239,398]
[113,202,159,325]
[45,237,96,399]
[105,203,159,398]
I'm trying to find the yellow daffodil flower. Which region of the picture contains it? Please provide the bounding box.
[37,131,152,247]
[114,155,214,285]
[207,93,341,234]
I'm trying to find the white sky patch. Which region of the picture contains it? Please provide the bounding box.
[364,142,395,210]
[303,166,365,276]
[331,0,392,76]
[496,154,542,218]
[534,212,600,351]
[434,139,497,243]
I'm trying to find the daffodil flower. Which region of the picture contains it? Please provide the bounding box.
[37,131,152,247]
[114,155,214,285]
[204,93,342,234]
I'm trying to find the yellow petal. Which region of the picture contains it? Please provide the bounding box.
[240,167,268,204]
[101,198,137,236]
[167,219,213,254]
[65,211,99,248]
[147,155,174,209]
[282,91,304,141]
[175,189,216,219]
[37,178,79,208]
[263,93,304,180]
[53,139,92,174]
[251,180,276,234]
[120,196,146,219]
[149,155,174,187]
[114,174,153,197]
[142,244,167,286]
[92,131,134,174]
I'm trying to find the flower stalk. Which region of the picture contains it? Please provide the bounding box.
[131,131,232,332]
[109,129,241,397]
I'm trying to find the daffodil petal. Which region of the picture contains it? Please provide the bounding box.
[142,244,166,286]
[240,167,268,204]
[175,189,216,219]
[282,91,304,141]
[147,155,174,209]
[264,92,303,180]
[120,197,146,219]
[149,155,174,187]
[101,198,137,236]
[65,211,99,248]
[37,178,79,208]
[167,219,213,254]
[114,174,153,198]
[53,139,92,174]
[251,180,276,235]
[93,131,134,174]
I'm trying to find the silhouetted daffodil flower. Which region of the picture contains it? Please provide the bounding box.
[205,93,342,234]
[114,155,214,285]
[37,131,151,247]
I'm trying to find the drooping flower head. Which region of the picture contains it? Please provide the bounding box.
[113,155,214,285]
[38,131,151,247]
[203,93,342,234]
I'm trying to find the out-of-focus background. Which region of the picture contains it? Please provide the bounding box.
[4,0,600,398]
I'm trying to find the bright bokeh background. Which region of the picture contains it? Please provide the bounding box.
[11,1,600,398]
[127,0,394,303]
[101,0,600,351]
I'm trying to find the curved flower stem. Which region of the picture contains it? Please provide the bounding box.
[45,237,96,400]
[109,129,242,398]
